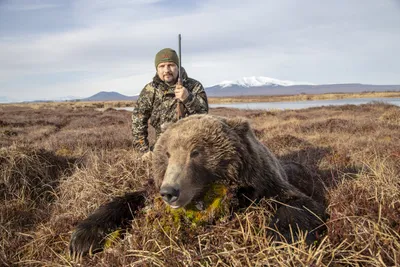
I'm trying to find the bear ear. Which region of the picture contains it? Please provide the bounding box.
[219,116,251,136]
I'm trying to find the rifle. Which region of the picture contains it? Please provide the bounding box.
[176,34,184,120]
[178,34,182,83]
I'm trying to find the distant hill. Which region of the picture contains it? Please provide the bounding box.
[2,77,399,103]
[80,78,400,101]
[206,77,400,97]
[82,91,138,101]
[205,84,400,97]
[79,83,400,101]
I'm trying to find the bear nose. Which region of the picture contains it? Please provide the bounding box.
[160,186,180,204]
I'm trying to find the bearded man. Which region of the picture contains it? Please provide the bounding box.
[132,48,209,152]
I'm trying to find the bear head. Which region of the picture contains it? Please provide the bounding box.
[152,115,250,209]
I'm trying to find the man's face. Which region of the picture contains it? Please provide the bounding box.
[157,62,179,84]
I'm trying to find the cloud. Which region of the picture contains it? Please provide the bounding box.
[1,0,400,101]
[1,2,60,11]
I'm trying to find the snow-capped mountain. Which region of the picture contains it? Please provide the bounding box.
[215,76,315,88]
[206,77,400,97]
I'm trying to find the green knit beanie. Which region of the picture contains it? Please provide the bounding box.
[154,48,179,69]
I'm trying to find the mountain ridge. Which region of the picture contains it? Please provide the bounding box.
[70,83,400,101]
[81,91,138,101]
[1,77,399,103]
[212,76,315,88]
[205,77,400,97]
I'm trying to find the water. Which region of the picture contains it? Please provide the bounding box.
[108,97,400,112]
[209,97,400,110]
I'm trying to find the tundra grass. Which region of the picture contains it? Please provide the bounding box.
[0,102,399,266]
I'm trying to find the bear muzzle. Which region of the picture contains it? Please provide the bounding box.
[160,185,180,205]
[160,163,195,208]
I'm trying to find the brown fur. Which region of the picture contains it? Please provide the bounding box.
[155,115,300,202]
[69,115,327,258]
[153,115,327,241]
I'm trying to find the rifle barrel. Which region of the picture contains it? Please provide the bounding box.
[178,34,182,81]
[176,34,184,120]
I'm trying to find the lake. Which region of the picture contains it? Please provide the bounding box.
[209,97,400,110]
[110,97,400,111]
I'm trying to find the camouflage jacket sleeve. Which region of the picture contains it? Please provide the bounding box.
[132,84,155,152]
[182,80,209,115]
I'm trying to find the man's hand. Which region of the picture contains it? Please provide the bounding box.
[175,79,189,102]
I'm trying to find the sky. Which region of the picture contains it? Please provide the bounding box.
[1,0,400,101]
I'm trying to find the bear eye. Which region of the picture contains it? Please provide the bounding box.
[190,149,200,158]
[166,151,170,158]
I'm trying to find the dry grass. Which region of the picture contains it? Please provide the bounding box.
[1,101,399,266]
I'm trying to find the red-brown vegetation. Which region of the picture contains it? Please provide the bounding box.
[0,101,399,266]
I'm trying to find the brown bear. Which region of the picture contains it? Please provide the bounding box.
[69,115,327,258]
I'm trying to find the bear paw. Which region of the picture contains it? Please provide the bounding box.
[268,196,327,245]
[69,223,106,261]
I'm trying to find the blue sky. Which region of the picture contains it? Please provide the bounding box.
[1,0,400,101]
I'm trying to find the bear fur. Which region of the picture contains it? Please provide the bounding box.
[69,115,327,258]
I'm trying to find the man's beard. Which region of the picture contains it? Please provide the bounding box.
[163,73,177,85]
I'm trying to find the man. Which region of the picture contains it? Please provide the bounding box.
[132,48,209,152]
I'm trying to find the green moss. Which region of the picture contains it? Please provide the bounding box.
[142,183,231,240]
[104,184,231,249]
[104,229,122,249]
[165,184,229,226]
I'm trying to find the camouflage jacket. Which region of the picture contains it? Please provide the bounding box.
[132,69,208,152]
